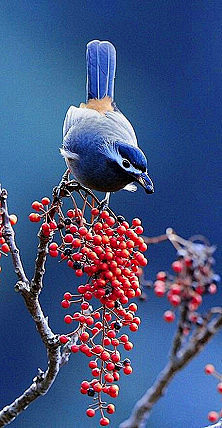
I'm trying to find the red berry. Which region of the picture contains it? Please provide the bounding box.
[104,373,114,383]
[106,362,115,371]
[81,302,89,310]
[154,283,165,297]
[92,368,100,377]
[107,330,116,339]
[104,337,111,346]
[93,382,102,392]
[204,364,215,375]
[67,209,75,218]
[31,201,43,211]
[163,310,175,322]
[72,238,81,248]
[93,344,103,354]
[81,380,90,389]
[91,208,99,216]
[49,242,58,251]
[61,300,70,308]
[123,365,133,375]
[170,284,181,295]
[79,344,90,354]
[100,417,110,426]
[209,283,217,294]
[100,210,109,219]
[9,214,18,225]
[129,323,138,332]
[64,315,72,324]
[124,342,133,351]
[120,334,128,343]
[101,351,110,361]
[109,384,119,395]
[29,213,41,223]
[41,197,50,205]
[106,404,115,414]
[84,291,92,300]
[132,218,141,227]
[75,269,83,277]
[1,243,10,253]
[208,411,219,423]
[64,234,73,244]
[71,345,79,353]
[42,223,50,233]
[49,250,59,258]
[64,292,72,300]
[128,303,137,312]
[79,226,87,235]
[50,220,57,230]
[111,353,120,363]
[169,294,181,307]
[135,226,143,234]
[80,332,89,342]
[59,335,69,344]
[86,408,95,417]
[89,360,97,369]
[156,271,167,281]
[93,235,102,245]
[217,382,222,393]
[172,261,183,273]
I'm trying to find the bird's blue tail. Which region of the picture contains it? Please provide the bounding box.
[86,40,116,101]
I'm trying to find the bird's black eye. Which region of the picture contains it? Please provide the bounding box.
[122,159,130,168]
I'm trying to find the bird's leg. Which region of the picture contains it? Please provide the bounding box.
[53,169,70,200]
[98,192,110,211]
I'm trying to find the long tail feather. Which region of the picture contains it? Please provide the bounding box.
[86,40,116,101]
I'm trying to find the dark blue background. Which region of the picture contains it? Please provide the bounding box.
[0,1,222,427]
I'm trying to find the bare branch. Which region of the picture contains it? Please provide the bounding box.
[120,313,222,428]
[0,344,60,427]
[0,186,65,426]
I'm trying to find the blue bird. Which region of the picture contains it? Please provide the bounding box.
[61,40,154,206]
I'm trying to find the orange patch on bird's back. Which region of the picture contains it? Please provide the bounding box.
[79,96,114,114]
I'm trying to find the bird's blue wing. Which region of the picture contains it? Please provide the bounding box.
[86,40,116,101]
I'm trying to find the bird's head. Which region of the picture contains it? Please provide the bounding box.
[103,141,154,194]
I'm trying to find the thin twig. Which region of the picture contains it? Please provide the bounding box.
[1,188,29,289]
[170,303,189,358]
[31,228,52,295]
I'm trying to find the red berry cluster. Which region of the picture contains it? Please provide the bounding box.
[152,243,219,331]
[204,364,222,423]
[29,197,51,225]
[0,208,17,274]
[29,194,148,425]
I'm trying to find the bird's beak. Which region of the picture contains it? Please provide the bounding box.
[137,172,154,194]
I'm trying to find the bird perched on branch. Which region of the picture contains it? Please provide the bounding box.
[61,40,154,206]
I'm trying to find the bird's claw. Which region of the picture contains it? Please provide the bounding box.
[97,198,109,212]
[97,192,110,212]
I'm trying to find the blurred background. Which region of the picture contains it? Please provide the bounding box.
[0,1,222,427]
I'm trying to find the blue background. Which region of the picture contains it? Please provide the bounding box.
[0,1,222,427]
